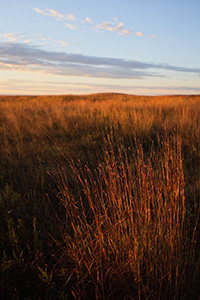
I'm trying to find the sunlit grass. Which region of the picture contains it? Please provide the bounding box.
[57,132,192,299]
[0,93,200,299]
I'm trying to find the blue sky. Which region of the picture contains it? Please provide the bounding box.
[0,0,200,95]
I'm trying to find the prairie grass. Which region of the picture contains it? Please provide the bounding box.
[0,93,200,299]
[56,132,198,299]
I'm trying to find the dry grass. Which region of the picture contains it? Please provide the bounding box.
[56,132,197,299]
[0,93,200,299]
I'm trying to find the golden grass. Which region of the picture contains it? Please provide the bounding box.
[0,93,200,299]
[56,132,195,299]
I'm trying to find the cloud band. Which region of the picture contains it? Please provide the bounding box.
[0,43,200,79]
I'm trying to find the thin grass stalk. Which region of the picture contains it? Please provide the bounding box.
[57,132,191,299]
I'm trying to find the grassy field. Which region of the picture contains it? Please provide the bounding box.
[0,93,200,299]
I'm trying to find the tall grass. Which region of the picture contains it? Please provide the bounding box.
[56,132,199,299]
[0,94,200,299]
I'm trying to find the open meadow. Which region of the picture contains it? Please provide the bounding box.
[0,93,200,299]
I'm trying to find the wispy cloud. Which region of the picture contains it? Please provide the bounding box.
[34,35,69,46]
[96,20,144,37]
[32,9,146,38]
[0,33,27,43]
[33,8,75,21]
[1,33,18,42]
[0,32,69,47]
[81,17,92,24]
[0,43,199,79]
[55,40,69,46]
[65,23,77,30]
[136,31,144,37]
[96,21,134,36]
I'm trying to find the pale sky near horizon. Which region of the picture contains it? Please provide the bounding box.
[0,0,200,95]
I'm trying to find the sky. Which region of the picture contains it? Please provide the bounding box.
[0,0,200,95]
